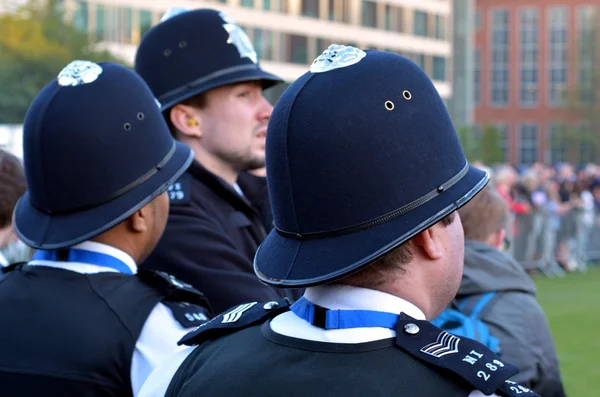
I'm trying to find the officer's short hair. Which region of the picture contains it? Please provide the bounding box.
[340,212,456,288]
[0,149,26,228]
[458,185,508,242]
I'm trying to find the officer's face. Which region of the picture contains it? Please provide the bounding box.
[195,81,273,172]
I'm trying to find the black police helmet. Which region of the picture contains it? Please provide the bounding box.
[254,46,490,287]
[13,61,193,249]
[134,8,283,112]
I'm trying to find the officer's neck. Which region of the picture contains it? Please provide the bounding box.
[92,228,146,265]
[193,150,239,186]
[340,271,440,321]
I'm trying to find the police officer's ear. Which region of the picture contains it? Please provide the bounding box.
[169,104,202,139]
[411,226,444,261]
[127,202,154,234]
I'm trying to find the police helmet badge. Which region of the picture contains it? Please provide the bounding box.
[219,12,258,64]
[160,6,190,23]
[57,60,103,87]
[310,44,367,74]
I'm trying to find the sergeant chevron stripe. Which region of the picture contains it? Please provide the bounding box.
[221,302,258,323]
[420,331,460,358]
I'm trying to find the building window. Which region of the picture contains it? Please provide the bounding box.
[240,0,254,8]
[316,38,330,55]
[490,9,510,106]
[406,53,425,70]
[579,123,597,163]
[475,9,481,31]
[264,82,290,104]
[122,8,133,44]
[548,124,567,164]
[519,124,538,164]
[263,0,271,10]
[301,0,319,18]
[577,6,597,104]
[548,6,569,107]
[254,29,274,61]
[434,15,446,40]
[384,5,391,31]
[73,0,88,32]
[414,11,428,37]
[519,7,539,107]
[140,9,153,38]
[95,4,106,41]
[361,1,377,27]
[394,7,404,33]
[432,56,446,81]
[474,48,481,105]
[325,0,351,23]
[289,34,308,64]
[495,123,510,162]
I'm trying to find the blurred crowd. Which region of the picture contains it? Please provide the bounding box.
[474,161,600,274]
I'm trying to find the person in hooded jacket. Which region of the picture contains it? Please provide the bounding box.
[457,184,567,397]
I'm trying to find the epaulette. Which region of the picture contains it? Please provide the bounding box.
[137,269,213,328]
[395,314,540,397]
[1,262,27,275]
[178,298,290,346]
[167,173,191,205]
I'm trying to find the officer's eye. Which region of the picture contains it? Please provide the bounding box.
[237,90,252,98]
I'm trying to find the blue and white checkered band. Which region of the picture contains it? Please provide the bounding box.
[160,7,189,23]
[219,12,258,64]
[57,60,103,87]
[310,44,367,74]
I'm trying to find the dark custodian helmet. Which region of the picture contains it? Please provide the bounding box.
[254,45,490,287]
[134,7,283,112]
[14,61,193,249]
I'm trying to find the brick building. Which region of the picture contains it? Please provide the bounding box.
[473,0,600,165]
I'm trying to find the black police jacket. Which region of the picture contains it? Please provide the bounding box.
[165,299,540,397]
[142,161,302,313]
[0,264,210,397]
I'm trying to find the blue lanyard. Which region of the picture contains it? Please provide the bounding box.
[33,248,134,275]
[290,296,399,330]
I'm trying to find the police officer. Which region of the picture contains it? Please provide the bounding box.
[0,149,30,267]
[135,8,302,313]
[0,61,211,396]
[139,47,540,397]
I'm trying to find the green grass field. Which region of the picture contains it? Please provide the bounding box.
[535,266,600,397]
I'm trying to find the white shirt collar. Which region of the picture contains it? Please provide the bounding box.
[28,241,137,275]
[270,285,426,344]
[0,251,8,267]
[232,183,245,198]
[304,285,426,320]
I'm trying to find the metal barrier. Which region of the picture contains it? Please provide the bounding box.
[513,207,600,276]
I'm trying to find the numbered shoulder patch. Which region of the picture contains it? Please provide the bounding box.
[167,173,191,205]
[163,300,211,328]
[178,298,290,346]
[497,380,540,397]
[394,314,521,396]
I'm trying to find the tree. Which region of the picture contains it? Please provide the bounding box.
[456,125,479,162]
[479,124,504,164]
[0,0,123,123]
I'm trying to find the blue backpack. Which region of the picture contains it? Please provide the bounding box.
[431,292,501,355]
